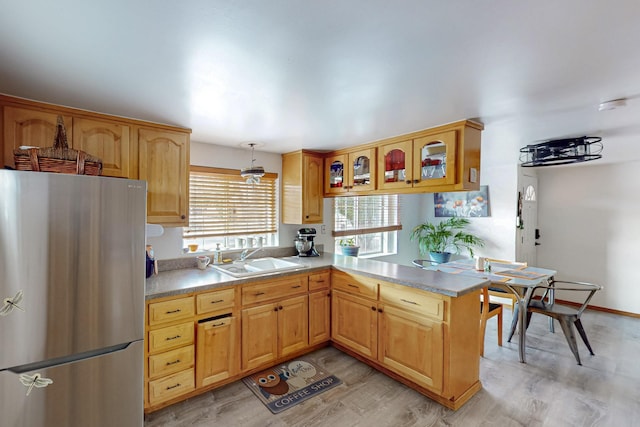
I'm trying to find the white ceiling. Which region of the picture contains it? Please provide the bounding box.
[2,1,640,164]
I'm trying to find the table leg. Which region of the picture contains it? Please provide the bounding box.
[516,287,536,363]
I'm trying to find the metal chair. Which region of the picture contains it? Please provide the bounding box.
[412,259,439,269]
[507,280,602,365]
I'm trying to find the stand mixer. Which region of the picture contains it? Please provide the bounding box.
[295,228,320,257]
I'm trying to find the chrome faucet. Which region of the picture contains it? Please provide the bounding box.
[240,247,262,261]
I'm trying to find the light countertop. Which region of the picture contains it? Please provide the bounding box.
[145,253,489,300]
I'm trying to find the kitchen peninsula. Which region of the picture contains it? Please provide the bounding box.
[144,254,488,413]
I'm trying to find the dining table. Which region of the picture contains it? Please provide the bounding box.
[430,259,557,363]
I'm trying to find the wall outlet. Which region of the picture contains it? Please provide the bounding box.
[320,225,326,234]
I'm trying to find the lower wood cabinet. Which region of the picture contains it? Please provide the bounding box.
[241,294,309,371]
[196,315,238,387]
[378,304,443,391]
[331,290,378,358]
[330,271,480,410]
[309,289,331,346]
[144,267,478,412]
[145,296,196,408]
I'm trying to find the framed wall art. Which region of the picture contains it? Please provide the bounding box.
[434,185,490,217]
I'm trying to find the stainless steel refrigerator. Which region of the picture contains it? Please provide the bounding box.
[0,169,146,427]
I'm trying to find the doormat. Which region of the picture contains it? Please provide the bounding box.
[242,358,342,414]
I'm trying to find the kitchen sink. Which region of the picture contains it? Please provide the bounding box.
[210,257,307,278]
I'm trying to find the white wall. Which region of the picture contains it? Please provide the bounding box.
[537,161,640,314]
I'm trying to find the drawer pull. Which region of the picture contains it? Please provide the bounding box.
[166,383,181,390]
[166,359,181,366]
[255,292,265,296]
[400,299,419,305]
[348,284,359,288]
[212,322,224,327]
[165,309,181,314]
[314,279,325,283]
[165,335,181,341]
[291,285,301,289]
[210,299,224,304]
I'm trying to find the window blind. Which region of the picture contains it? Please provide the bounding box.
[183,166,277,239]
[333,194,402,237]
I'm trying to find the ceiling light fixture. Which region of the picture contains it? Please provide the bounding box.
[598,98,627,111]
[519,136,603,167]
[240,143,265,184]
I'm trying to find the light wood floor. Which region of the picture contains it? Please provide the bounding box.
[144,309,640,427]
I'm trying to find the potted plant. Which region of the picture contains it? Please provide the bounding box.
[410,217,484,264]
[339,238,360,257]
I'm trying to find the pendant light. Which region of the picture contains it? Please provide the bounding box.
[519,136,602,167]
[240,143,265,184]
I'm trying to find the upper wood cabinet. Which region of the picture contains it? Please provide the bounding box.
[73,117,131,178]
[320,119,482,197]
[3,106,73,169]
[138,127,190,226]
[325,147,376,196]
[377,121,482,193]
[281,150,323,224]
[0,95,191,227]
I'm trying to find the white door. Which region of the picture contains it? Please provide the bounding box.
[516,170,538,265]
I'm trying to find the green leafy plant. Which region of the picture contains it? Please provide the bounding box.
[410,217,485,258]
[339,237,357,247]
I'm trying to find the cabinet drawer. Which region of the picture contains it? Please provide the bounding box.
[148,368,195,405]
[309,271,330,291]
[197,288,235,314]
[331,271,378,299]
[242,277,308,306]
[148,296,194,326]
[148,322,194,354]
[148,345,195,379]
[379,283,444,321]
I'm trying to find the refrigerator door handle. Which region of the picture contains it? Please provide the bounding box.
[6,342,131,374]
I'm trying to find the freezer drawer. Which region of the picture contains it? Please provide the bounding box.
[0,340,143,427]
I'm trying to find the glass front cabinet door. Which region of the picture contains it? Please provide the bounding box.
[413,130,457,188]
[377,139,413,190]
[325,148,375,195]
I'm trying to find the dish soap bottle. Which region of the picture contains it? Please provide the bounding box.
[213,243,223,265]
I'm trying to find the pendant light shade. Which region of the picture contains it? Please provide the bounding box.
[241,143,265,183]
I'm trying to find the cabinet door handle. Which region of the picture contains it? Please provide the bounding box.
[405,180,412,184]
[400,299,418,305]
[165,309,181,314]
[165,335,181,341]
[371,306,376,311]
[255,292,265,296]
[291,285,301,289]
[166,359,181,366]
[378,308,383,313]
[210,299,224,304]
[166,383,181,390]
[181,215,186,220]
[274,307,279,312]
[278,306,283,310]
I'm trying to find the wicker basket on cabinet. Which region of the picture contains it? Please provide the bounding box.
[13,115,103,175]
